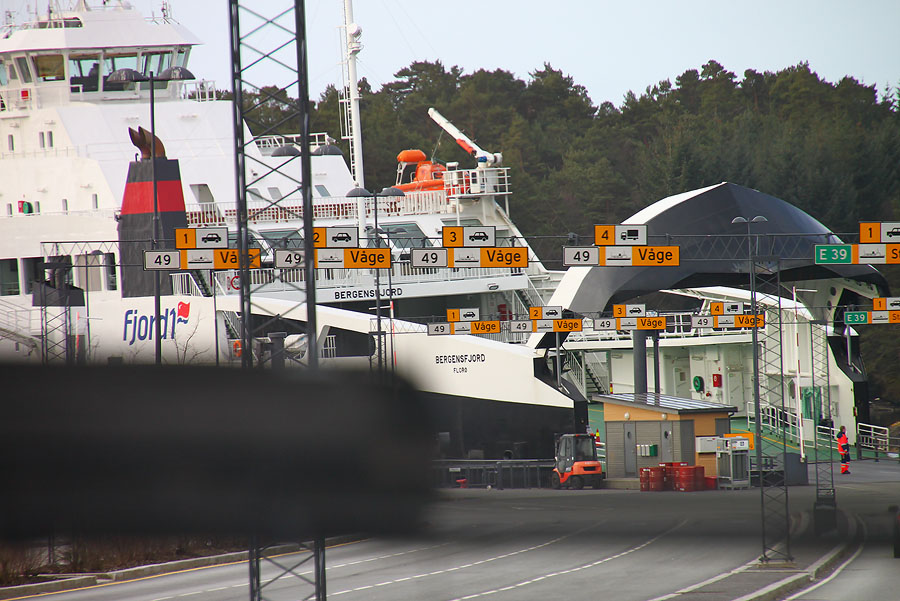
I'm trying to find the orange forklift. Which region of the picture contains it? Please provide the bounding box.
[550,433,603,489]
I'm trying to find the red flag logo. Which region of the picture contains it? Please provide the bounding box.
[176,302,190,324]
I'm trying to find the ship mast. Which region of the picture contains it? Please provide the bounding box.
[340,0,366,237]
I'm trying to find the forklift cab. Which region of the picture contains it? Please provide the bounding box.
[551,433,603,489]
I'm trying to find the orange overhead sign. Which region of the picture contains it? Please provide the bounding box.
[471,320,501,334]
[637,316,666,330]
[631,246,679,266]
[480,247,527,268]
[344,248,390,269]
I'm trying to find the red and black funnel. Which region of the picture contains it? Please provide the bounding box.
[117,157,187,297]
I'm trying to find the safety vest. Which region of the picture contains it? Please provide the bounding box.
[837,432,849,454]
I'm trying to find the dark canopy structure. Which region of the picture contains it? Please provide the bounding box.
[562,182,887,314]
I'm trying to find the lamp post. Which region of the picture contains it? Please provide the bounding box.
[732,215,767,552]
[378,187,405,379]
[347,187,383,375]
[792,286,817,461]
[110,65,194,365]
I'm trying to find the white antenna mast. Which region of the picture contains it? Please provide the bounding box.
[340,0,366,237]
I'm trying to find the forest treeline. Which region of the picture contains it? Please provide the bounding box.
[242,59,900,401]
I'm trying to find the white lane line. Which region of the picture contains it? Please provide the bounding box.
[327,521,677,598]
[645,555,759,601]
[329,528,588,596]
[445,520,687,601]
[781,520,867,601]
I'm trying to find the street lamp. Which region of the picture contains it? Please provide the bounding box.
[348,187,384,375]
[111,65,195,364]
[792,286,817,461]
[378,187,405,379]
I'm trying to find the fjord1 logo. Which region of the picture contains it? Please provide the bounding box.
[123,303,191,345]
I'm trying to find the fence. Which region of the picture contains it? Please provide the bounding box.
[432,460,554,489]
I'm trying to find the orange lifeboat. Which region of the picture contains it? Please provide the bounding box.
[394,149,446,192]
[397,149,427,163]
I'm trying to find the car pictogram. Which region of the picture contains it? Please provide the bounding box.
[469,231,489,242]
[886,227,900,238]
[544,309,559,317]
[201,233,221,243]
[629,307,643,314]
[332,232,353,242]
[463,311,476,319]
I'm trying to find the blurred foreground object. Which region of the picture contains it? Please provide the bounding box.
[0,365,434,540]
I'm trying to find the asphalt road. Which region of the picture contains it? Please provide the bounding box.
[18,460,900,601]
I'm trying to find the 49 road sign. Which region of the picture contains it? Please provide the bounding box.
[274,249,305,268]
[411,248,448,268]
[143,250,180,270]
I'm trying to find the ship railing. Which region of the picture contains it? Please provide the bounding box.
[253,132,331,154]
[0,298,39,347]
[170,272,207,296]
[857,422,890,455]
[201,263,528,296]
[0,85,35,112]
[444,167,511,198]
[184,190,453,227]
[0,146,80,162]
[182,79,218,102]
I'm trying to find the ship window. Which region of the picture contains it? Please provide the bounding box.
[47,131,53,147]
[22,257,43,294]
[61,198,67,213]
[69,54,100,92]
[228,232,263,251]
[7,134,13,151]
[103,53,138,73]
[175,49,188,67]
[0,63,7,86]
[141,51,173,77]
[105,253,117,291]
[33,55,65,81]
[0,259,20,296]
[259,229,303,249]
[91,194,99,209]
[267,187,283,201]
[379,223,429,250]
[5,204,11,216]
[34,201,40,214]
[75,253,104,292]
[14,57,32,83]
[39,132,45,148]
[314,185,330,197]
[102,53,138,90]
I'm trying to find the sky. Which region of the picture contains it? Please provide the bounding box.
[5,1,900,106]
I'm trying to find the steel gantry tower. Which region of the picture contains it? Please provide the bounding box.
[228,1,323,599]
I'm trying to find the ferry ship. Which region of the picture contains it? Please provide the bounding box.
[0,1,881,459]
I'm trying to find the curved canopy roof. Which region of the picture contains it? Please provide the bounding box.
[556,182,887,314]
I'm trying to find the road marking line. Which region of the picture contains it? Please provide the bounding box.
[781,520,867,601]
[444,521,687,601]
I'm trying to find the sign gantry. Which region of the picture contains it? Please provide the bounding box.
[563,224,680,267]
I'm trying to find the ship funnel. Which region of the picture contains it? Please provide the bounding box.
[118,133,187,297]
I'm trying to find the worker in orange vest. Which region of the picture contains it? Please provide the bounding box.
[837,425,850,474]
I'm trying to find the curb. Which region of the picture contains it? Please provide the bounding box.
[0,576,98,600]
[0,537,362,600]
[736,509,859,601]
